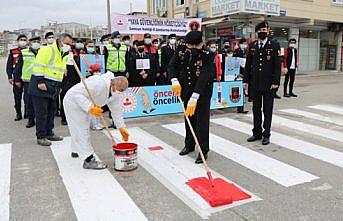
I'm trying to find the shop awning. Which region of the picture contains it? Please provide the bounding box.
[202,17,226,26]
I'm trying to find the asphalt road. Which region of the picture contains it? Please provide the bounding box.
[1,57,343,221]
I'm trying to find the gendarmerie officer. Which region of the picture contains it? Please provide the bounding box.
[244,21,281,145]
[168,31,214,164]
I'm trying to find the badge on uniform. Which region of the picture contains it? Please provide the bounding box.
[267,56,271,61]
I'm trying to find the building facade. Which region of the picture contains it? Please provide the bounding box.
[147,0,343,72]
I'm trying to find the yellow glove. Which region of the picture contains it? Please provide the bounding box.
[89,105,103,117]
[119,127,130,142]
[185,94,199,117]
[171,78,181,97]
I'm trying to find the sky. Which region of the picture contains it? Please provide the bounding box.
[0,0,147,31]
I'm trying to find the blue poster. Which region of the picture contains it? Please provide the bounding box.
[80,54,105,78]
[224,56,242,81]
[121,81,244,119]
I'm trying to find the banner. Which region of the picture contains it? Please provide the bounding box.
[224,56,244,81]
[211,0,280,17]
[112,13,202,36]
[121,81,244,119]
[80,54,105,78]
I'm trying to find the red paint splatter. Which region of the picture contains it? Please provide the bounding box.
[186,177,251,207]
[148,146,164,151]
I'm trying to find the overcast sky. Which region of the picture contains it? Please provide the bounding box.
[0,0,147,31]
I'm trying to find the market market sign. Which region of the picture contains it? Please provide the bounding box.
[211,0,280,17]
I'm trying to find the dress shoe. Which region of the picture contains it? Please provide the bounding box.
[179,147,194,156]
[284,93,290,97]
[37,138,52,146]
[14,113,22,121]
[71,152,79,158]
[290,93,298,97]
[247,135,262,142]
[26,119,35,128]
[262,137,270,145]
[274,94,281,99]
[195,153,208,164]
[61,120,68,126]
[47,134,63,141]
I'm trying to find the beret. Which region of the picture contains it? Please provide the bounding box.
[29,36,41,41]
[111,31,120,38]
[44,32,54,39]
[184,31,203,45]
[168,34,176,39]
[255,21,269,32]
[17,34,27,41]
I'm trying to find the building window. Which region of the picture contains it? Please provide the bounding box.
[175,0,185,7]
[332,0,343,5]
[154,0,167,14]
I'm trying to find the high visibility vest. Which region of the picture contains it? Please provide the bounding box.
[106,44,126,72]
[32,41,69,82]
[21,49,36,82]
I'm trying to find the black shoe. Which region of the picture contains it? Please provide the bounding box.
[262,137,270,145]
[274,94,281,99]
[195,153,208,164]
[179,147,195,156]
[26,119,35,128]
[71,152,79,158]
[290,93,298,97]
[47,134,63,141]
[14,113,22,121]
[237,110,248,114]
[284,93,290,97]
[247,135,262,142]
[61,120,68,125]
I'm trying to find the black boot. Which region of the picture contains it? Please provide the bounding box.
[179,147,195,156]
[290,93,298,97]
[26,119,35,128]
[247,135,262,142]
[14,112,22,121]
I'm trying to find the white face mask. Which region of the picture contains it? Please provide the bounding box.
[289,44,296,48]
[47,38,54,45]
[124,40,130,46]
[75,43,84,50]
[18,41,27,47]
[169,39,176,45]
[31,43,41,50]
[144,38,152,45]
[113,38,120,44]
[210,48,217,53]
[62,44,71,52]
[241,44,247,49]
[154,43,159,48]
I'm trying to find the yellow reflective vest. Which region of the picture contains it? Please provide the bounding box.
[21,49,36,82]
[32,41,69,82]
[106,44,127,72]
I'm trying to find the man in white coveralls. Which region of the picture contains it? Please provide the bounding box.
[63,72,130,169]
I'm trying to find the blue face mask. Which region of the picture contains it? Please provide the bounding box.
[87,47,95,54]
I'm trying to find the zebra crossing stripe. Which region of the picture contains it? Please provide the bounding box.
[211,118,343,168]
[50,138,148,221]
[106,128,260,219]
[163,124,318,187]
[280,109,343,127]
[308,104,343,116]
[0,144,11,221]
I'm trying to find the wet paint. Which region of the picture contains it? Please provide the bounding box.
[113,143,138,171]
[148,146,164,151]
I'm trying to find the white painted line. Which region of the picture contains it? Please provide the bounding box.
[260,114,343,143]
[163,124,318,187]
[280,108,343,127]
[309,104,343,115]
[106,128,260,219]
[212,118,343,168]
[50,138,148,221]
[0,144,11,221]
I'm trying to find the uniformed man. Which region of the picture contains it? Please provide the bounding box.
[160,34,177,85]
[29,33,73,146]
[98,34,111,55]
[244,21,281,145]
[13,36,41,128]
[169,31,214,164]
[144,33,160,86]
[6,34,27,121]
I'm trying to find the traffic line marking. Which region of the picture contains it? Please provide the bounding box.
[280,108,343,127]
[0,144,11,221]
[106,128,260,219]
[212,118,343,168]
[163,123,318,187]
[308,104,343,116]
[51,138,148,221]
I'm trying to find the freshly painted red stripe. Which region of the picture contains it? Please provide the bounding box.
[148,146,164,151]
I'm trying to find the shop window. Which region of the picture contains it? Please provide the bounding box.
[175,0,185,7]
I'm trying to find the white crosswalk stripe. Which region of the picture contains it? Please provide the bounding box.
[280,108,343,127]
[162,124,318,187]
[211,118,343,168]
[309,104,343,115]
[0,144,11,221]
[106,128,260,219]
[50,138,148,221]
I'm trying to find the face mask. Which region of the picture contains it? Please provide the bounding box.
[224,45,230,49]
[144,38,152,45]
[62,44,71,53]
[154,43,159,48]
[241,44,247,49]
[124,40,130,46]
[169,39,176,45]
[113,39,120,44]
[47,39,54,45]
[137,48,144,53]
[19,41,27,47]
[75,43,84,50]
[31,43,41,50]
[289,44,296,48]
[103,41,109,45]
[257,31,268,40]
[87,47,95,54]
[210,48,217,53]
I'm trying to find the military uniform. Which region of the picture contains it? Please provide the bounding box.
[244,37,281,139]
[168,43,214,157]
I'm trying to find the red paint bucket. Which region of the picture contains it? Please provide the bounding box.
[113,143,138,171]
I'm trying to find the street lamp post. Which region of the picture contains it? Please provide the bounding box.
[106,0,111,34]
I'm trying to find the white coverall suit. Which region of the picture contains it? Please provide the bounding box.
[63,72,125,159]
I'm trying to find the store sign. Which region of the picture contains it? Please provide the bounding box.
[217,27,234,36]
[211,0,280,17]
[112,13,201,36]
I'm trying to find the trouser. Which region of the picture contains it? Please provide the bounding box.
[64,94,93,159]
[252,89,275,138]
[182,88,212,154]
[32,96,56,139]
[23,82,35,120]
[156,73,170,85]
[284,69,296,94]
[13,82,23,114]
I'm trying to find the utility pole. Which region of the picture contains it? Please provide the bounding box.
[106,0,111,33]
